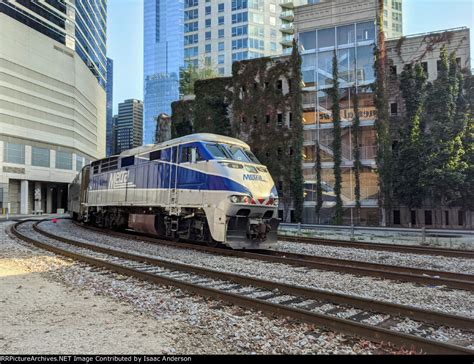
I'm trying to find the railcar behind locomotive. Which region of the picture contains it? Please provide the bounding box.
[69,133,280,249]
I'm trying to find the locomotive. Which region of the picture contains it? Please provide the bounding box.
[69,133,280,249]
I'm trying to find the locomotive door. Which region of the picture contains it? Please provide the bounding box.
[168,146,179,213]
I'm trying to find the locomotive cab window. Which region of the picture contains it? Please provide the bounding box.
[205,143,231,160]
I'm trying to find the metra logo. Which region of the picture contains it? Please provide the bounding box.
[108,171,136,189]
[243,174,264,181]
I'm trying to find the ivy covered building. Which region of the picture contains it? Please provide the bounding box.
[172,49,304,223]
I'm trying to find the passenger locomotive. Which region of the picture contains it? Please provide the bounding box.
[69,133,280,249]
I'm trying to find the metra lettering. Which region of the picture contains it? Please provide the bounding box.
[243,174,264,181]
[109,171,132,189]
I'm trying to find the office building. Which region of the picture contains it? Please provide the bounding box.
[0,1,107,214]
[114,99,144,154]
[106,58,114,156]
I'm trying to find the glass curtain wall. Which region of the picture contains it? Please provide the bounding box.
[299,21,378,220]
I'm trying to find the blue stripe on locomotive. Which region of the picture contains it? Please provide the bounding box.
[89,142,251,195]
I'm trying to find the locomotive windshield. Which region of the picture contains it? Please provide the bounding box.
[205,143,261,164]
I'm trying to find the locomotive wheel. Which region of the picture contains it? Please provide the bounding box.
[206,238,220,248]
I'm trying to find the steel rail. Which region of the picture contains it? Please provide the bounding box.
[34,220,474,331]
[278,235,474,259]
[10,219,473,355]
[73,221,474,291]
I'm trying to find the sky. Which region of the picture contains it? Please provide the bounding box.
[107,0,474,115]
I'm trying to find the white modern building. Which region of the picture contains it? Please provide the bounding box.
[0,1,107,215]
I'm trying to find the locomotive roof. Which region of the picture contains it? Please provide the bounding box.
[120,133,250,157]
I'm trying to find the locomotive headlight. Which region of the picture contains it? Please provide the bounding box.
[273,197,279,206]
[229,195,250,204]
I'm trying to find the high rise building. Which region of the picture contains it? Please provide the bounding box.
[0,0,107,214]
[144,0,286,143]
[106,58,114,156]
[143,0,184,144]
[384,0,403,38]
[183,0,283,76]
[114,99,144,154]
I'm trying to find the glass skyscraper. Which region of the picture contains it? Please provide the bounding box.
[143,0,184,144]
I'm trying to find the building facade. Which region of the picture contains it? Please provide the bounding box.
[143,0,184,144]
[295,0,380,225]
[386,27,472,228]
[113,99,144,154]
[0,1,107,214]
[281,0,403,55]
[106,58,114,156]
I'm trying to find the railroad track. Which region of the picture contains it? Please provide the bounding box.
[72,220,473,291]
[278,234,474,259]
[9,219,474,354]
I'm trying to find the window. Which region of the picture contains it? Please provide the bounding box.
[218,67,225,75]
[184,34,198,45]
[218,54,224,64]
[180,146,203,163]
[424,210,432,226]
[205,19,211,28]
[356,21,375,42]
[56,151,72,170]
[185,0,198,7]
[204,56,212,66]
[277,113,283,125]
[232,25,247,37]
[421,62,428,75]
[218,3,224,12]
[232,12,248,24]
[3,142,25,164]
[232,51,248,61]
[205,44,211,53]
[299,31,316,51]
[393,210,401,225]
[185,46,198,58]
[232,38,247,50]
[150,150,162,161]
[232,0,248,11]
[270,42,276,52]
[121,156,135,168]
[277,80,283,90]
[218,16,224,25]
[390,103,398,116]
[318,28,335,49]
[205,144,230,160]
[337,24,355,46]
[184,21,198,33]
[458,211,465,226]
[249,38,264,50]
[205,31,211,41]
[205,5,211,15]
[390,65,397,76]
[32,147,50,167]
[184,9,198,20]
[218,42,224,51]
[76,155,83,171]
[218,29,224,38]
[444,211,449,226]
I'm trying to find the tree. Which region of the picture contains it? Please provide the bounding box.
[315,141,323,223]
[421,47,467,206]
[392,63,427,209]
[373,0,392,225]
[352,87,362,219]
[289,40,305,223]
[179,61,218,96]
[329,50,343,224]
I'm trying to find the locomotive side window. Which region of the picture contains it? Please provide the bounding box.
[180,146,204,163]
[150,150,162,161]
[121,156,135,167]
